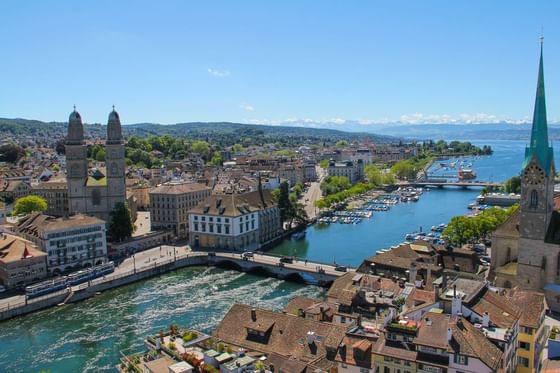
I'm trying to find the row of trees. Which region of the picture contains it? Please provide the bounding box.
[482,175,521,195]
[275,181,308,227]
[442,205,518,246]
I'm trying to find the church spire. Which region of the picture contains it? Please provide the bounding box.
[524,38,554,175]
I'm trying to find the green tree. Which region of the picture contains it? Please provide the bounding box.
[320,176,351,196]
[12,195,48,216]
[364,164,385,186]
[95,148,106,162]
[319,159,329,169]
[108,202,134,242]
[0,143,25,163]
[191,141,210,158]
[335,140,348,148]
[209,153,223,166]
[277,181,293,225]
[503,176,521,194]
[232,143,244,153]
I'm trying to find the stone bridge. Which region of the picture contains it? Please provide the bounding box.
[207,252,353,286]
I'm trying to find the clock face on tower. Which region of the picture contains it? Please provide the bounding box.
[523,164,545,185]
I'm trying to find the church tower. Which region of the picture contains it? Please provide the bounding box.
[519,41,555,241]
[105,107,126,213]
[66,108,88,215]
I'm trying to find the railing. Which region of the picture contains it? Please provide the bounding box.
[0,254,206,316]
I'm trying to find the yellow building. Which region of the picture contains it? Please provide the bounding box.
[506,289,547,373]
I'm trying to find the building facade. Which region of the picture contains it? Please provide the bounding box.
[188,189,281,251]
[32,181,69,217]
[0,233,47,289]
[17,213,107,274]
[65,108,126,221]
[327,159,364,184]
[149,181,211,239]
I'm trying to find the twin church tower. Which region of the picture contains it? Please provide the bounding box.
[65,107,126,221]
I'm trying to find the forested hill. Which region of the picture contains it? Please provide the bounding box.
[0,118,395,144]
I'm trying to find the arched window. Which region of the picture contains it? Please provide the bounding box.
[530,190,538,209]
[92,189,101,206]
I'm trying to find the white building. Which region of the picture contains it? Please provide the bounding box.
[188,190,281,251]
[16,213,107,275]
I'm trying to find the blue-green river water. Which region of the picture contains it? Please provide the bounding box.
[1,140,558,373]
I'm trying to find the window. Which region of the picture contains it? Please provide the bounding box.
[453,354,468,365]
[225,226,230,234]
[521,326,534,335]
[530,190,538,208]
[520,341,531,350]
[518,356,529,367]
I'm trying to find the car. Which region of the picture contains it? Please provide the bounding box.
[242,251,254,258]
[0,285,5,293]
[334,265,347,272]
[207,252,216,257]
[280,256,294,264]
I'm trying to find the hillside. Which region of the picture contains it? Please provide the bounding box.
[0,118,394,144]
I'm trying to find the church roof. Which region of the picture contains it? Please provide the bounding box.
[523,42,554,175]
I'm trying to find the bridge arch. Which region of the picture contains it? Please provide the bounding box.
[282,272,308,284]
[214,259,244,272]
[246,265,274,277]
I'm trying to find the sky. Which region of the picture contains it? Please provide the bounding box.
[2,0,560,126]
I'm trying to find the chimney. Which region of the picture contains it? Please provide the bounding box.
[409,262,417,284]
[425,267,433,291]
[251,308,257,322]
[482,311,490,327]
[307,331,316,345]
[447,328,453,342]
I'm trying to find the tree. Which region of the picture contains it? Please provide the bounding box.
[319,159,329,169]
[191,141,210,158]
[335,140,348,148]
[232,143,244,153]
[277,181,293,225]
[12,195,48,216]
[208,153,223,166]
[503,176,521,194]
[364,165,384,186]
[95,148,106,162]
[320,176,351,196]
[108,202,134,242]
[0,143,25,163]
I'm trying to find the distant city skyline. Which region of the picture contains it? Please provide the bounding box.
[2,1,560,125]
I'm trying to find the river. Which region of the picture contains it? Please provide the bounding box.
[0,139,557,373]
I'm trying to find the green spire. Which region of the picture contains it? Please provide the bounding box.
[524,39,554,175]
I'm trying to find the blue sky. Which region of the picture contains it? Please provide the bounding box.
[1,1,560,125]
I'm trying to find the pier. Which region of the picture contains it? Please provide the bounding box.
[0,246,351,322]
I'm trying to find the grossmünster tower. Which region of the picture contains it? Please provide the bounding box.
[65,107,126,221]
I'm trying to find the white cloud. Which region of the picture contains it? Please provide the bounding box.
[243,113,546,127]
[240,103,255,112]
[207,68,230,77]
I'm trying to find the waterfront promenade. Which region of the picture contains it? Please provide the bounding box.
[0,245,350,322]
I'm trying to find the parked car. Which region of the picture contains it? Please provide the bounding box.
[242,251,254,258]
[0,285,5,293]
[334,265,347,272]
[280,256,294,264]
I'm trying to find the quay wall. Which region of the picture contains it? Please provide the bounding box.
[0,255,209,322]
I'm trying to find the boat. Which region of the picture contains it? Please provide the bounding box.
[291,231,306,240]
[458,168,476,180]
